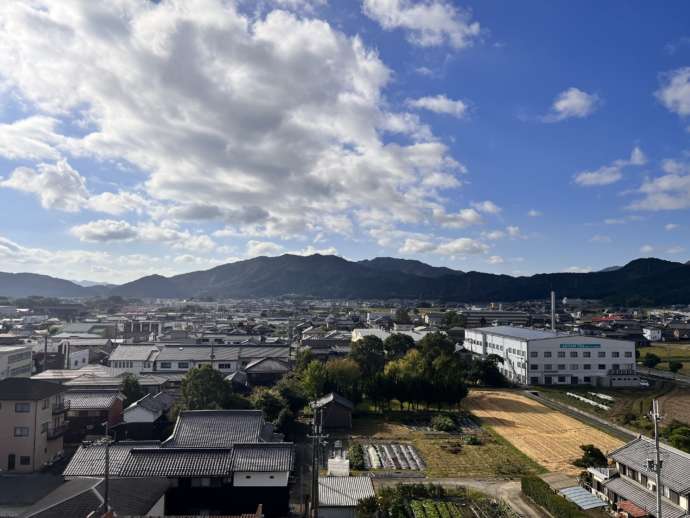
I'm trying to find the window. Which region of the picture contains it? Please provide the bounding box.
[218,363,233,369]
[570,351,578,358]
[41,422,49,434]
[612,364,620,370]
[669,489,680,505]
[583,376,591,383]
[557,376,566,383]
[530,351,538,358]
[583,351,591,358]
[531,377,539,384]
[530,364,538,370]
[640,474,648,486]
[42,399,49,409]
[160,362,171,369]
[557,351,565,358]
[598,364,606,370]
[14,427,30,437]
[544,351,552,358]
[20,456,30,465]
[583,364,591,370]
[178,362,189,369]
[544,364,553,370]
[598,351,606,358]
[612,352,620,358]
[570,364,578,370]
[557,364,566,370]
[624,351,632,358]
[15,402,30,413]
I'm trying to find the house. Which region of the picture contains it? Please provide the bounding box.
[244,357,290,385]
[63,409,295,517]
[318,476,375,518]
[593,435,690,517]
[0,378,68,473]
[121,391,175,440]
[312,393,354,430]
[643,327,663,342]
[0,345,33,380]
[64,390,123,442]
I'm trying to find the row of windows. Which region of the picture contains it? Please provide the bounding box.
[112,360,242,371]
[9,365,32,376]
[530,363,634,371]
[529,350,632,358]
[7,351,31,364]
[531,376,593,384]
[618,462,680,505]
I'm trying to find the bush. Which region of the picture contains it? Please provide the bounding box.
[349,443,365,470]
[521,476,588,518]
[431,415,456,432]
[464,434,482,445]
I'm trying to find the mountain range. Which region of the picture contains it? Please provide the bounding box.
[2,255,690,304]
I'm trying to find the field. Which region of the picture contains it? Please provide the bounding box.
[645,342,690,376]
[351,413,544,479]
[464,390,623,476]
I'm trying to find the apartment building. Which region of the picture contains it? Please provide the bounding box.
[0,378,68,472]
[464,326,637,386]
[0,345,32,380]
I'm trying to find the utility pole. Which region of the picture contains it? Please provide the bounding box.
[103,421,113,515]
[308,407,328,518]
[43,333,48,372]
[649,399,663,518]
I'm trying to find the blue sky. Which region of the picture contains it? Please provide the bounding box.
[1,0,690,283]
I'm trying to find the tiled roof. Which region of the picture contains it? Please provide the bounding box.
[119,448,235,477]
[65,391,121,410]
[0,378,65,401]
[156,346,239,362]
[312,392,354,410]
[244,357,289,373]
[604,477,686,518]
[232,443,294,472]
[63,441,160,477]
[239,346,290,359]
[609,436,690,494]
[165,410,265,448]
[318,476,375,507]
[109,345,160,362]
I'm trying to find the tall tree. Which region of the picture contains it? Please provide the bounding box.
[250,386,287,423]
[301,360,328,400]
[324,357,361,402]
[350,335,385,383]
[383,333,414,359]
[120,373,145,407]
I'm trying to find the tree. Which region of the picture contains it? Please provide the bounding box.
[301,360,328,400]
[250,386,287,423]
[383,333,414,359]
[120,373,145,407]
[663,421,690,453]
[350,335,385,384]
[573,444,607,468]
[180,365,243,410]
[355,496,380,518]
[294,348,314,374]
[394,308,411,324]
[642,353,661,368]
[669,361,683,374]
[324,357,361,402]
[274,375,308,413]
[443,310,466,328]
[417,332,455,360]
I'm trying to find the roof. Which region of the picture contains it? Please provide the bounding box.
[558,486,607,510]
[64,391,122,410]
[232,443,294,472]
[63,441,160,477]
[470,326,571,341]
[156,346,239,362]
[0,378,65,401]
[244,357,290,373]
[109,345,160,362]
[21,477,170,518]
[125,391,174,414]
[318,476,375,507]
[312,392,354,410]
[604,477,687,518]
[119,448,235,478]
[165,410,265,447]
[0,345,31,353]
[609,435,690,494]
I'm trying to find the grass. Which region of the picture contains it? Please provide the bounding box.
[646,342,690,361]
[351,410,545,479]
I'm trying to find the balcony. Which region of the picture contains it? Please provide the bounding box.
[52,400,70,415]
[47,424,68,440]
[607,369,637,376]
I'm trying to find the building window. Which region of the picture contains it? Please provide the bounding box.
[570,364,578,370]
[557,376,566,383]
[218,363,233,369]
[530,351,538,358]
[583,364,591,370]
[624,351,632,358]
[15,403,30,413]
[612,364,620,370]
[583,376,591,383]
[530,364,538,370]
[598,351,606,358]
[570,351,578,358]
[583,351,591,358]
[557,364,566,370]
[41,422,49,434]
[544,364,552,370]
[612,352,620,358]
[160,362,171,369]
[557,351,565,358]
[178,362,189,369]
[669,489,680,505]
[531,377,539,384]
[598,364,606,370]
[20,456,30,465]
[42,399,49,409]
[544,351,552,358]
[14,427,30,437]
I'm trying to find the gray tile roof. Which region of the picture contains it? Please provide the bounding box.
[119,448,235,478]
[318,476,375,507]
[165,410,265,447]
[239,346,290,359]
[604,477,686,518]
[0,378,65,401]
[244,357,290,373]
[232,443,294,472]
[63,441,160,477]
[609,436,690,494]
[65,391,122,410]
[156,346,239,362]
[109,345,160,362]
[312,392,354,410]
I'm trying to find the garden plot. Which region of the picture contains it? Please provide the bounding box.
[363,442,426,470]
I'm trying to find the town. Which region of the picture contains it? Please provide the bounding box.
[1,292,690,517]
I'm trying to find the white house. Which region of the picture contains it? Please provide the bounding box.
[643,327,662,342]
[318,476,375,518]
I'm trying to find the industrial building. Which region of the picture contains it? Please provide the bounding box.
[464,326,638,387]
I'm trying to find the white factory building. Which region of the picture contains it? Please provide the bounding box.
[464,326,638,387]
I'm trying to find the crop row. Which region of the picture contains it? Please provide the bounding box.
[363,442,426,470]
[409,500,463,518]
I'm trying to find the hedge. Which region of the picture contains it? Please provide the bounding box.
[349,443,365,470]
[521,476,589,518]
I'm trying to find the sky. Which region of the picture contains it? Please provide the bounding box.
[1,0,690,284]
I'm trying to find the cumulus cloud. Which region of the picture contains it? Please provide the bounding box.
[471,200,501,214]
[666,245,684,254]
[362,0,480,48]
[629,157,690,210]
[665,223,679,231]
[435,237,489,256]
[542,87,600,122]
[246,240,284,257]
[565,266,592,273]
[400,238,436,254]
[656,67,690,119]
[574,146,646,187]
[0,1,469,247]
[70,220,138,242]
[527,209,542,217]
[487,255,504,264]
[640,244,654,254]
[406,95,469,118]
[291,245,338,256]
[434,207,482,228]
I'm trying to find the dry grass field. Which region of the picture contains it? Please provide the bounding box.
[658,387,690,424]
[464,390,623,475]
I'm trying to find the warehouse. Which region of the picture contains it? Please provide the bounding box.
[464,326,638,387]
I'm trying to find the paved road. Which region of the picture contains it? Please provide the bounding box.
[373,477,548,517]
[638,366,690,386]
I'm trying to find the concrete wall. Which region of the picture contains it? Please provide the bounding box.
[232,471,289,487]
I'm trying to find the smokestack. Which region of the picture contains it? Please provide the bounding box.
[551,291,556,331]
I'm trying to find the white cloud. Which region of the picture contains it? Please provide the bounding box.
[640,244,654,254]
[629,156,690,210]
[400,238,436,254]
[590,234,611,243]
[656,67,690,119]
[70,220,138,242]
[246,240,284,257]
[472,200,501,214]
[407,95,469,118]
[666,245,684,254]
[362,0,480,48]
[0,1,468,246]
[542,87,600,122]
[527,209,542,217]
[565,266,592,273]
[435,237,489,256]
[574,146,646,187]
[665,223,679,231]
[291,245,338,256]
[483,230,505,240]
[506,225,521,238]
[487,255,504,264]
[434,207,482,228]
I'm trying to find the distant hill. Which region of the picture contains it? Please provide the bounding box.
[3,255,690,304]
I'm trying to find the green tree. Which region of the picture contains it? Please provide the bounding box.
[394,308,411,324]
[250,386,287,423]
[350,335,385,384]
[301,360,328,400]
[643,353,661,368]
[383,333,414,359]
[294,348,314,374]
[324,357,361,402]
[669,361,683,374]
[355,496,380,518]
[180,365,241,410]
[573,444,607,468]
[417,332,455,360]
[274,375,308,413]
[120,373,145,407]
[663,421,690,453]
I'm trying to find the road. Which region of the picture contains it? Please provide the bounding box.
[638,366,690,386]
